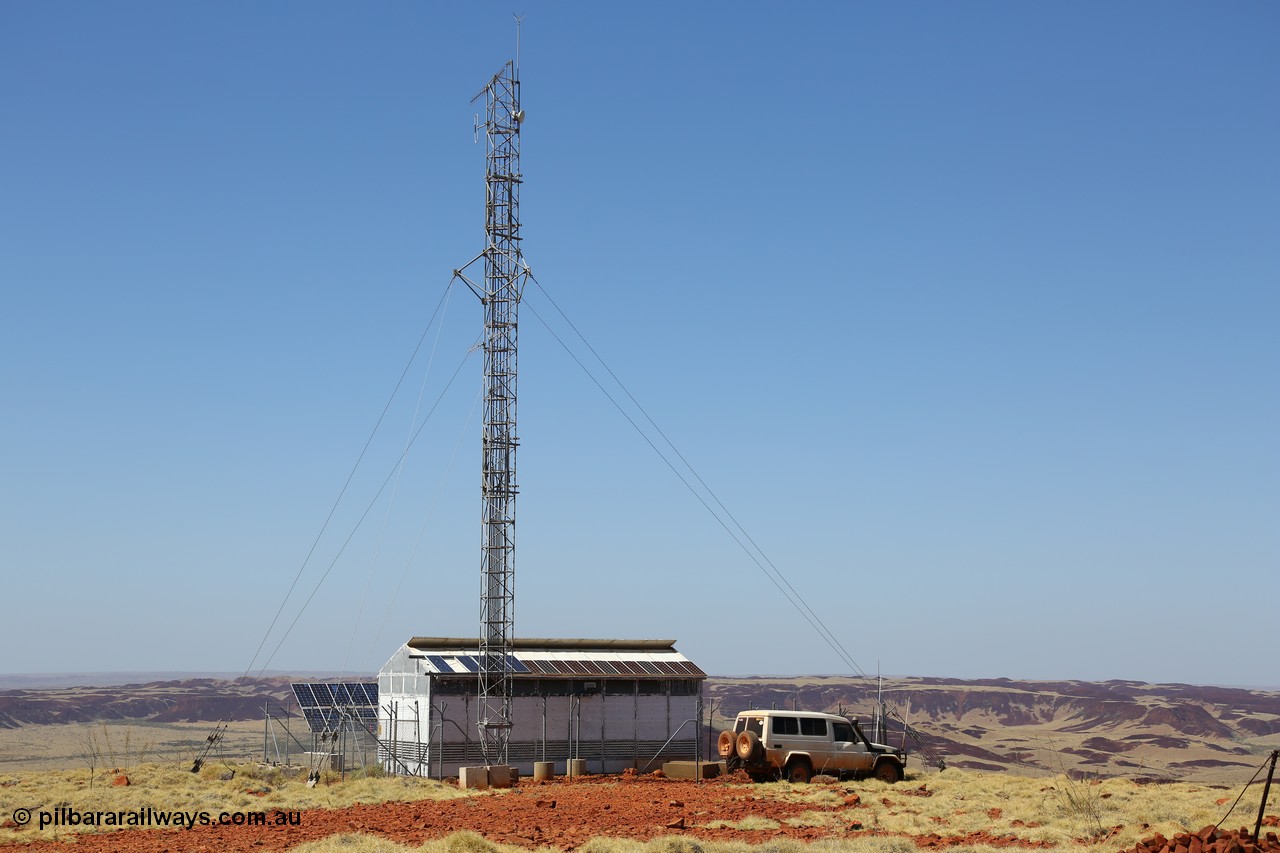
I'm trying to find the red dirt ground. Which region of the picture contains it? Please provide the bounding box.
[2,775,1057,852]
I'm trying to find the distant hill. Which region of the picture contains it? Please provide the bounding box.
[0,677,347,728]
[3,673,1276,783]
[0,672,348,690]
[707,675,1280,783]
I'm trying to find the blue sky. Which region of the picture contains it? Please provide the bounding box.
[1,2,1276,686]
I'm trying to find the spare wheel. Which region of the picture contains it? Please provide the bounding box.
[735,729,762,761]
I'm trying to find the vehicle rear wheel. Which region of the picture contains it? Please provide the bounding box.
[717,730,737,759]
[735,730,762,762]
[873,760,903,783]
[784,758,812,784]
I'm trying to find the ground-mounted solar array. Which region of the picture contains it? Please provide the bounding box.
[291,682,379,733]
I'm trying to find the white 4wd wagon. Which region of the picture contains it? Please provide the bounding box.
[718,709,905,784]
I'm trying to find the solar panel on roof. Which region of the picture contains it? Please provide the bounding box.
[456,656,479,673]
[507,655,530,674]
[595,660,619,675]
[637,661,662,676]
[425,655,451,672]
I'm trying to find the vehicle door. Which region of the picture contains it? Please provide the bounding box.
[830,721,872,773]
[799,716,833,773]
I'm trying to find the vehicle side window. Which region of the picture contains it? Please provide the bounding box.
[800,718,827,737]
[744,717,764,737]
[771,716,799,735]
[832,722,855,742]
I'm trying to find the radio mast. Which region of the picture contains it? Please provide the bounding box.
[453,28,527,765]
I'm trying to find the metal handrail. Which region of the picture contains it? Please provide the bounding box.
[639,717,700,773]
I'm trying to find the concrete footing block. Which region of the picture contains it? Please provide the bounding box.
[487,764,513,789]
[567,758,587,779]
[459,766,489,790]
[662,760,724,781]
[533,761,554,782]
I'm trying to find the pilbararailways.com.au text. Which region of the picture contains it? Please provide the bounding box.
[20,807,302,830]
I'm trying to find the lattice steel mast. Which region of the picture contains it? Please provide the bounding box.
[452,42,527,765]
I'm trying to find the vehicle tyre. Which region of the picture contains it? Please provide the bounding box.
[784,758,812,784]
[717,729,737,759]
[873,760,903,784]
[735,730,762,762]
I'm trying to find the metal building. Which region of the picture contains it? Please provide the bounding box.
[378,637,706,777]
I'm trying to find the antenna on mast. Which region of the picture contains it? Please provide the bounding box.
[514,14,523,77]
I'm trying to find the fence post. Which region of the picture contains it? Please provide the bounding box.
[1254,749,1278,842]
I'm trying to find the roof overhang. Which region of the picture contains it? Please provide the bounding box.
[407,637,678,652]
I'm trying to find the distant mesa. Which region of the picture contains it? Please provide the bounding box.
[706,675,1280,783]
[2,672,1277,783]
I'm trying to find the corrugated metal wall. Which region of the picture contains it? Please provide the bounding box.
[379,687,700,777]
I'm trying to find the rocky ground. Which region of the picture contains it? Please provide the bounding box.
[0,773,1146,853]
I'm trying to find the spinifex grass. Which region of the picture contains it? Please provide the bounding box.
[0,761,486,843]
[1,763,1273,850]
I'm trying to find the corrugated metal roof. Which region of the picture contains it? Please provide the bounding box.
[407,637,677,652]
[402,637,705,679]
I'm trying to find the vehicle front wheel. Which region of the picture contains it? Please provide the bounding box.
[784,759,812,784]
[873,760,903,783]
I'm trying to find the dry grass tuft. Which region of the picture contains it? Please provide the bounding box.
[292,834,431,853]
[783,810,840,828]
[701,816,782,831]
